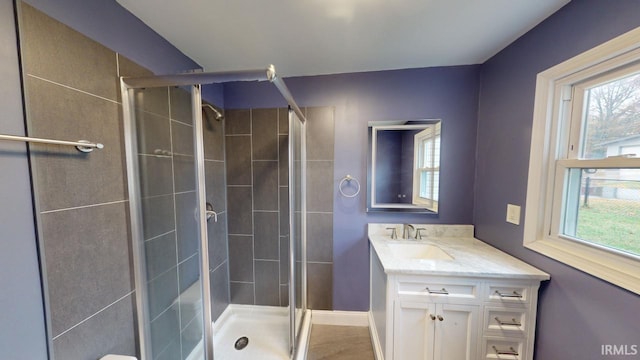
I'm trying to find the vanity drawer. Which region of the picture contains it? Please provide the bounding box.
[486,283,530,304]
[483,337,526,360]
[484,307,527,336]
[397,278,478,300]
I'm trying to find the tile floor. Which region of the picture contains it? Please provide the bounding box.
[307,325,375,360]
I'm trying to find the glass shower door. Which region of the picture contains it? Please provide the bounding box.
[123,84,210,360]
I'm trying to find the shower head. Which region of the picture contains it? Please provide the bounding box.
[202,103,223,120]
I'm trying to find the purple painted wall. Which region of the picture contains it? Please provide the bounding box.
[224,66,480,310]
[24,0,200,74]
[474,0,640,358]
[202,84,225,109]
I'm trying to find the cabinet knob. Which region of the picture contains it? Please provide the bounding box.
[437,315,444,321]
[429,314,436,321]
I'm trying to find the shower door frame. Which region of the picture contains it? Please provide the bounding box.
[120,82,212,360]
[288,107,308,356]
[120,66,308,360]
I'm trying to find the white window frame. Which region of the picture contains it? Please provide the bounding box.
[524,26,640,295]
[412,124,440,212]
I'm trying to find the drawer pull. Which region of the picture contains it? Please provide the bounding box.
[426,287,449,295]
[492,346,519,356]
[495,290,523,298]
[495,317,522,327]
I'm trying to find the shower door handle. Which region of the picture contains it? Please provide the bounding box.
[205,202,218,222]
[206,210,218,223]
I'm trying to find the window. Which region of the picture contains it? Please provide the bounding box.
[413,123,440,212]
[524,27,640,294]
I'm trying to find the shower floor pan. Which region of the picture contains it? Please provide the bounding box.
[213,305,290,360]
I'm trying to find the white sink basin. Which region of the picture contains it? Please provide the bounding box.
[388,243,454,261]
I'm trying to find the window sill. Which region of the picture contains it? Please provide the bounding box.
[525,237,640,295]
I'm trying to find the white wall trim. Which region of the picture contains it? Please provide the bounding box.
[368,311,384,360]
[311,310,369,326]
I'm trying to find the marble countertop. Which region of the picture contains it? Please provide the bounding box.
[369,224,550,280]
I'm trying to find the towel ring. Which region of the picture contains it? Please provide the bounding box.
[339,175,361,198]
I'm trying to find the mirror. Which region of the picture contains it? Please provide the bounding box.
[367,120,441,213]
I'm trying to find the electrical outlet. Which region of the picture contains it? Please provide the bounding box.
[506,204,521,225]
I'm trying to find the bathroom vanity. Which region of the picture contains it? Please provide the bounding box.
[368,224,549,360]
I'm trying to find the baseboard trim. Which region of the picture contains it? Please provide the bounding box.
[368,311,384,360]
[310,310,369,326]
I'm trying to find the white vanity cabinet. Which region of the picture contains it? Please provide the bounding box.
[375,271,542,360]
[393,277,480,360]
[368,225,549,360]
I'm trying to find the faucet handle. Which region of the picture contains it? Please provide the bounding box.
[415,228,426,240]
[386,227,398,239]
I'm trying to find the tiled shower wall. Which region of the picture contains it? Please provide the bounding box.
[203,105,231,322]
[19,4,228,359]
[305,107,336,310]
[225,108,288,306]
[20,3,137,358]
[225,107,335,310]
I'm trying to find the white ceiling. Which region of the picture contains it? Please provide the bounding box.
[117,0,570,77]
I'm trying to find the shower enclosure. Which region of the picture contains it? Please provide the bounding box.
[120,66,308,360]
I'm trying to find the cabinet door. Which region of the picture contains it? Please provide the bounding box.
[394,300,436,360]
[433,304,479,360]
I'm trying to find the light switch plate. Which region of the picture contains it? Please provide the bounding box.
[506,204,521,225]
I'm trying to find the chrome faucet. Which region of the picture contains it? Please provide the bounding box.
[402,223,415,239]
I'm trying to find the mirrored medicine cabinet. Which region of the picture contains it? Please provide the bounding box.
[367,120,441,213]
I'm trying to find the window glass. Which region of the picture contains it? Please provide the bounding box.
[562,168,640,257]
[561,70,640,256]
[412,124,440,211]
[580,72,640,159]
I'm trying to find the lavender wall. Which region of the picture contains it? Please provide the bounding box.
[24,0,199,74]
[223,66,480,310]
[474,0,640,358]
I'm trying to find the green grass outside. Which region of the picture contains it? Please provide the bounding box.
[576,197,640,256]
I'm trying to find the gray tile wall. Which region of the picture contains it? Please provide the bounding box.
[226,108,287,306]
[305,107,335,310]
[20,4,222,360]
[20,3,137,359]
[225,107,335,310]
